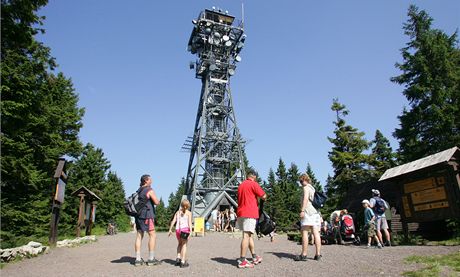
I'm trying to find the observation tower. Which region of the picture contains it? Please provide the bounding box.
[183,8,247,218]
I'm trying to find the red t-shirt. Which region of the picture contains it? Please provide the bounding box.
[237,179,266,219]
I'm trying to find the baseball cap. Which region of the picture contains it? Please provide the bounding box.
[372,189,380,196]
[362,199,370,205]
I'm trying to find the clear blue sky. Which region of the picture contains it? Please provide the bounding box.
[37,1,460,203]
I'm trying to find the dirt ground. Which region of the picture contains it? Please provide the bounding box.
[2,231,459,277]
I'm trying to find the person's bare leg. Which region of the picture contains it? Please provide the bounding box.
[301,229,309,256]
[313,229,321,256]
[180,240,187,261]
[384,228,391,243]
[376,229,383,244]
[240,232,250,258]
[135,231,143,252]
[248,233,255,255]
[148,230,156,252]
[177,240,182,258]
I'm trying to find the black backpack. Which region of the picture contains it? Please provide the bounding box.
[257,201,276,236]
[312,190,328,210]
[373,197,386,215]
[124,187,149,217]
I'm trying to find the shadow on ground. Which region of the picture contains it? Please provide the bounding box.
[266,252,296,260]
[111,256,135,264]
[211,257,236,266]
[161,259,177,266]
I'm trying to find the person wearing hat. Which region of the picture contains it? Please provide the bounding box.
[369,189,391,246]
[362,199,382,249]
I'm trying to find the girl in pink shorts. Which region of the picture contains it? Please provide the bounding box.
[168,199,192,268]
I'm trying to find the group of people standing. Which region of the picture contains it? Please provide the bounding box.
[210,207,237,233]
[131,170,323,269]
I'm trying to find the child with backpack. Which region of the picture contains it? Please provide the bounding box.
[362,199,382,249]
[168,199,193,268]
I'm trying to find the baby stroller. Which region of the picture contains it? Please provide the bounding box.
[340,214,360,245]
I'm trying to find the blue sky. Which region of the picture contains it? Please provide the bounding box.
[37,1,460,203]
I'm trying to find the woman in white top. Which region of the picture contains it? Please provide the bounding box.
[168,199,193,268]
[294,173,322,261]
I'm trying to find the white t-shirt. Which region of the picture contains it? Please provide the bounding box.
[211,209,218,220]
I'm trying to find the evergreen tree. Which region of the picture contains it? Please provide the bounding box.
[62,144,128,233]
[1,0,84,247]
[266,159,301,230]
[327,99,371,210]
[166,178,186,222]
[306,163,323,192]
[263,168,276,196]
[154,198,168,229]
[98,172,130,231]
[369,130,396,179]
[391,5,460,162]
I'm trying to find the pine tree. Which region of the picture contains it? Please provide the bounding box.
[369,130,396,179]
[327,99,371,210]
[306,163,323,192]
[1,0,84,247]
[166,178,186,222]
[62,144,128,234]
[391,5,460,162]
[154,198,168,229]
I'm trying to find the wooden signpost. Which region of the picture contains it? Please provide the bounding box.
[72,186,101,237]
[49,158,67,247]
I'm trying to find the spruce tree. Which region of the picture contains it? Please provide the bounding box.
[327,99,371,210]
[306,163,323,192]
[154,198,168,229]
[1,0,84,247]
[391,5,460,162]
[369,130,396,179]
[166,178,186,222]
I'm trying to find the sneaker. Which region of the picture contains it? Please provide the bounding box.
[366,244,371,249]
[293,255,308,261]
[385,241,392,247]
[180,261,189,268]
[313,255,322,261]
[134,258,144,266]
[252,255,263,265]
[377,244,382,249]
[146,258,162,266]
[237,259,254,268]
[175,258,181,266]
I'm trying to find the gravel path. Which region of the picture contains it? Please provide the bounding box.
[2,231,459,277]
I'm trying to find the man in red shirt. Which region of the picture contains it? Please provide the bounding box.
[236,169,267,269]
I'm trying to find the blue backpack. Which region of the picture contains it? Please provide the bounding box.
[373,197,386,215]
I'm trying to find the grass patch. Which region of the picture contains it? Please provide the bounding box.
[403,251,460,277]
[426,237,460,246]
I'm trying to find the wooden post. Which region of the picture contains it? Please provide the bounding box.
[86,203,96,236]
[49,158,66,247]
[49,202,61,247]
[76,195,85,237]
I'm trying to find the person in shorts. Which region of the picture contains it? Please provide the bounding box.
[168,199,192,268]
[229,207,237,232]
[236,169,267,269]
[362,199,382,249]
[294,173,322,261]
[369,189,391,246]
[211,208,219,231]
[134,174,161,266]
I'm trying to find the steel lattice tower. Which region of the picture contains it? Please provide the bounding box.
[183,8,247,219]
